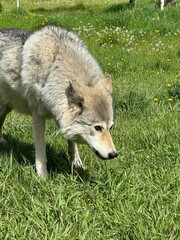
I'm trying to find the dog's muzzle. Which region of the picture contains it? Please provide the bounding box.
[94,149,118,160]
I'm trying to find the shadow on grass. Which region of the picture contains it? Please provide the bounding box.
[105,3,134,13]
[0,134,91,182]
[31,2,86,14]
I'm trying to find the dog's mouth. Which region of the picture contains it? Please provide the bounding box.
[93,148,117,160]
[94,149,107,160]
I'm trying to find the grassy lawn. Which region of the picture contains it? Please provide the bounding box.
[0,0,180,239]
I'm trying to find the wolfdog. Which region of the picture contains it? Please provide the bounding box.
[0,26,117,176]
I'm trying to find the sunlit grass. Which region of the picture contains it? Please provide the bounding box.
[0,0,180,239]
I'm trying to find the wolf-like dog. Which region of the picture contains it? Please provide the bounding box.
[0,26,117,176]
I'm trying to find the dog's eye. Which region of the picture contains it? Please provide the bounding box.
[95,126,103,132]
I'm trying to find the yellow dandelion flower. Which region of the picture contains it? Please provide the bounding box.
[166,83,172,87]
[153,97,159,102]
[168,97,173,102]
[155,29,160,34]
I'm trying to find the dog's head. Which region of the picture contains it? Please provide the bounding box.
[65,75,117,160]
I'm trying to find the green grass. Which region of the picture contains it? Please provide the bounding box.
[0,0,180,239]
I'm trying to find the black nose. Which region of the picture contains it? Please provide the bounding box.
[108,151,118,159]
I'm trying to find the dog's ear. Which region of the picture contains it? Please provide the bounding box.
[96,75,112,95]
[66,81,84,114]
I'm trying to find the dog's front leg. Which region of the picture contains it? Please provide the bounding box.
[32,111,48,176]
[68,140,83,168]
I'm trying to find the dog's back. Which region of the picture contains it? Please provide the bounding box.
[0,28,31,51]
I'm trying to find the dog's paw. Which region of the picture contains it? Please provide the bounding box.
[73,157,83,168]
[0,137,7,144]
[36,163,48,177]
[37,169,48,178]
